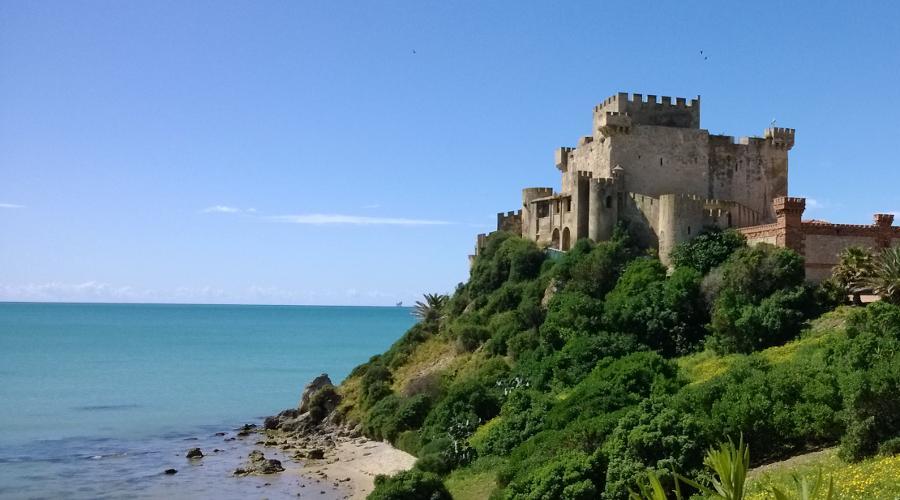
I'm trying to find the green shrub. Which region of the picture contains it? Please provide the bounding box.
[878,437,900,456]
[697,353,843,461]
[307,385,340,422]
[553,233,635,299]
[483,282,525,315]
[669,228,746,274]
[603,396,711,500]
[836,302,900,461]
[420,363,509,444]
[395,430,423,455]
[604,259,707,356]
[415,437,459,475]
[539,291,604,349]
[708,245,813,354]
[476,389,550,455]
[503,449,607,500]
[469,234,544,301]
[543,331,642,388]
[453,321,491,352]
[369,469,451,500]
[546,351,681,428]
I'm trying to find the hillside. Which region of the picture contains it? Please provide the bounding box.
[326,230,900,499]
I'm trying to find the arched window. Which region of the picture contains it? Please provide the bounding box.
[551,228,560,250]
[605,195,613,208]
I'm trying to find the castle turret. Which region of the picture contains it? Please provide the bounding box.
[522,187,554,242]
[588,177,619,241]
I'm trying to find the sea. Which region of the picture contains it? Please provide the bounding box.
[0,302,415,499]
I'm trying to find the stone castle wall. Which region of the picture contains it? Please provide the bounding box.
[470,92,897,282]
[739,200,899,282]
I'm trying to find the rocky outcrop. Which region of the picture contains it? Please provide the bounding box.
[265,373,342,433]
[185,447,203,459]
[298,373,333,413]
[541,278,559,308]
[233,450,284,475]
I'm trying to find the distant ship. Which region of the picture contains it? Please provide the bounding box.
[395,301,403,307]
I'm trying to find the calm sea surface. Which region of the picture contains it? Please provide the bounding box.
[0,302,415,499]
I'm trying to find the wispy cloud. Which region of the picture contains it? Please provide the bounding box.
[798,196,827,211]
[806,198,824,210]
[362,203,381,209]
[202,205,242,214]
[0,203,25,209]
[267,214,451,225]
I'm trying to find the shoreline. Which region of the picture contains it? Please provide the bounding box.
[257,373,416,499]
[260,431,416,499]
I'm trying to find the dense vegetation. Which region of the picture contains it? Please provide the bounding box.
[338,229,900,499]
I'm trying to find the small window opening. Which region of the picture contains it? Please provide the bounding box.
[660,157,663,166]
[687,226,692,235]
[605,195,613,209]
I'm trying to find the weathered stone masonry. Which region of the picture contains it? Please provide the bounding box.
[471,91,898,281]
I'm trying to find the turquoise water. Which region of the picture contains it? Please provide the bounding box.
[0,302,415,499]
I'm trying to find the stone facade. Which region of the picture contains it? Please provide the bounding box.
[740,200,900,282]
[473,92,789,265]
[470,91,898,281]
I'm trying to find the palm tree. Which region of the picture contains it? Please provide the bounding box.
[863,246,900,305]
[412,293,449,324]
[831,246,874,305]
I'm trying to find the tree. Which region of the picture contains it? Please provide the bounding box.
[412,293,449,325]
[831,246,875,305]
[604,258,707,356]
[669,229,746,274]
[862,246,900,305]
[707,245,812,354]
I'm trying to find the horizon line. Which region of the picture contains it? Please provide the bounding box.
[0,299,414,309]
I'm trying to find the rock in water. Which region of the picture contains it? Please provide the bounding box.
[164,468,178,475]
[185,448,203,459]
[298,373,333,412]
[234,450,285,475]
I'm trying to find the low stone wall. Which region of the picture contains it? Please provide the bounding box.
[738,199,898,282]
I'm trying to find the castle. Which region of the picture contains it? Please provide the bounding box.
[473,92,899,281]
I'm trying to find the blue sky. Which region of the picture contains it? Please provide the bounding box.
[1,1,898,305]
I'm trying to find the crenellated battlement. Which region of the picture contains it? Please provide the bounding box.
[597,111,632,137]
[522,187,554,205]
[875,213,896,227]
[590,176,618,189]
[765,127,796,150]
[595,92,700,110]
[594,92,700,129]
[496,209,523,233]
[555,147,574,171]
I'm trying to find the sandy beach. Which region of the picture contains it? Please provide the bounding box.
[298,439,416,499]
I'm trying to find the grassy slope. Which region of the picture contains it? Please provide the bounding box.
[745,448,900,499]
[339,301,896,499]
[446,307,865,499]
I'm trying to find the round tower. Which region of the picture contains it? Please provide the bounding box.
[588,178,618,241]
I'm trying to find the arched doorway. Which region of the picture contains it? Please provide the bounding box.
[562,227,571,251]
[551,228,560,249]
